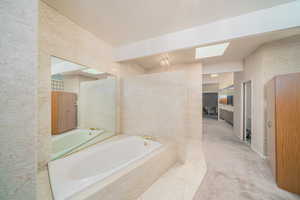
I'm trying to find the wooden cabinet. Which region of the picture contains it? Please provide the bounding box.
[266,72,300,195]
[51,91,77,135]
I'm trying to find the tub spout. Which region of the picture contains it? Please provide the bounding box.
[142,135,156,141]
[89,128,101,131]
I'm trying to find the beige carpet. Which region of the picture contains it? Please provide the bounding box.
[193,118,300,200]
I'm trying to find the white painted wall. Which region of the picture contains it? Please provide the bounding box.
[203,72,234,89]
[203,84,219,93]
[114,1,300,61]
[234,35,300,156]
[0,1,38,199]
[218,73,234,89]
[202,74,219,84]
[202,61,243,74]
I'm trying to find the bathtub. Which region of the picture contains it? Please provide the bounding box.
[51,129,104,160]
[48,136,163,200]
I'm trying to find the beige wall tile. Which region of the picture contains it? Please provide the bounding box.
[122,63,203,162]
[38,2,146,199]
[0,1,38,199]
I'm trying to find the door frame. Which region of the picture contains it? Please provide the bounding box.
[202,92,219,118]
[240,80,253,144]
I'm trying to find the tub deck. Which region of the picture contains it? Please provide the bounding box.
[48,135,175,200]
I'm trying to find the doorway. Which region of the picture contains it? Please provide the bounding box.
[203,93,218,119]
[242,81,252,144]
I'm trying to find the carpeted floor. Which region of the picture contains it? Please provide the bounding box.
[193,118,300,200]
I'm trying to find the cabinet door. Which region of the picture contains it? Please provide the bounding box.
[265,79,276,179]
[64,92,77,131]
[51,91,59,135]
[58,92,77,133]
[275,73,300,194]
[52,91,77,134]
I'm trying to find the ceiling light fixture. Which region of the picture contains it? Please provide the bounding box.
[195,42,230,59]
[160,55,170,67]
[210,73,219,78]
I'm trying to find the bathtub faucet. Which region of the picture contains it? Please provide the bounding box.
[142,135,156,141]
[89,128,101,131]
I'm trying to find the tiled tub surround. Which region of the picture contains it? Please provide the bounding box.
[126,65,205,199]
[139,140,207,200]
[121,71,187,161]
[122,65,203,161]
[48,136,177,200]
[146,63,203,140]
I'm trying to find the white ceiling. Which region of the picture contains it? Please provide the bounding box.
[125,27,300,69]
[43,0,295,46]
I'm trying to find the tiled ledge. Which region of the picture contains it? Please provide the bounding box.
[138,139,207,200]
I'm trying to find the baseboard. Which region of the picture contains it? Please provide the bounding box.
[251,146,267,159]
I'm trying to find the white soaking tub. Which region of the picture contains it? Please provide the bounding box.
[48,136,162,200]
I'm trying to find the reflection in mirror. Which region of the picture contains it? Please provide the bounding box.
[50,56,116,160]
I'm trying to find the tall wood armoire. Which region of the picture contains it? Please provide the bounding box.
[266,72,300,195]
[51,91,77,135]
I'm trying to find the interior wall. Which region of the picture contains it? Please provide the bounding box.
[63,75,96,94]
[38,2,145,199]
[121,71,187,161]
[202,61,243,74]
[118,63,146,77]
[146,63,203,140]
[218,87,235,115]
[0,1,38,199]
[203,83,219,93]
[218,72,234,89]
[80,79,116,132]
[202,72,234,89]
[234,35,300,156]
[62,75,97,128]
[121,63,203,162]
[233,71,244,140]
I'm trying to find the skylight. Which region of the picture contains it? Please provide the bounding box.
[195,42,230,59]
[81,68,105,75]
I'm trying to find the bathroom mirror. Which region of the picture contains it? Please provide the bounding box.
[50,56,116,160]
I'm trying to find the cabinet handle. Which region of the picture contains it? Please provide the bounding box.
[267,121,272,128]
